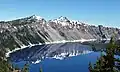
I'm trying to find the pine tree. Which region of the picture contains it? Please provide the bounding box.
[40,67,43,72]
[89,37,120,72]
[22,63,29,72]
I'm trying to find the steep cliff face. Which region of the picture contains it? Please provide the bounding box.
[0,15,120,50]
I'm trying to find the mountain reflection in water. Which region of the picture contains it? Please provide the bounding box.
[10,41,108,72]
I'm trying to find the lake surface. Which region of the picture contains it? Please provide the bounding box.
[9,41,108,72]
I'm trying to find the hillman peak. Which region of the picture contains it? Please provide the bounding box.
[0,15,120,52]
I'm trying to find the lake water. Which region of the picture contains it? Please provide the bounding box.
[9,41,108,72]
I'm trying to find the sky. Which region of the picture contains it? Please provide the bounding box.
[0,0,120,27]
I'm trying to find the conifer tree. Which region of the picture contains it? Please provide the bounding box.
[89,37,120,72]
[40,67,43,72]
[22,63,29,72]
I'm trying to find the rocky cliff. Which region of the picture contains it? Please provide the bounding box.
[0,15,120,50]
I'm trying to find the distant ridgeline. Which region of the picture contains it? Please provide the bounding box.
[0,15,120,51]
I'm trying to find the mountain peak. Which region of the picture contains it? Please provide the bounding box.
[30,15,43,20]
[57,16,69,21]
[51,16,69,23]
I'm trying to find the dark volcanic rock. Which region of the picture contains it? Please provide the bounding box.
[0,15,120,50]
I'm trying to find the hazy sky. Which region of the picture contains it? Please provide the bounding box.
[0,0,120,27]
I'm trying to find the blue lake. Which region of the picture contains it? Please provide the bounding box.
[10,42,107,72]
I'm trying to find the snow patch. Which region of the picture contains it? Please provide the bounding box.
[31,15,43,20]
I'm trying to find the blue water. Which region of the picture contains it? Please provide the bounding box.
[12,52,100,72]
[10,42,104,72]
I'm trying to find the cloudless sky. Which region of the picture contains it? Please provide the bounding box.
[0,0,120,27]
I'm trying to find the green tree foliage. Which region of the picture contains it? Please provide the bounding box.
[22,63,29,72]
[89,37,120,72]
[0,49,13,72]
[14,64,20,70]
[40,67,43,72]
[0,48,30,72]
[0,60,13,72]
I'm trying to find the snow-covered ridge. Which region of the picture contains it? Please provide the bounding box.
[50,16,69,26]
[31,15,43,20]
[1,15,118,29]
[2,15,120,59]
[52,16,68,22]
[50,16,93,27]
